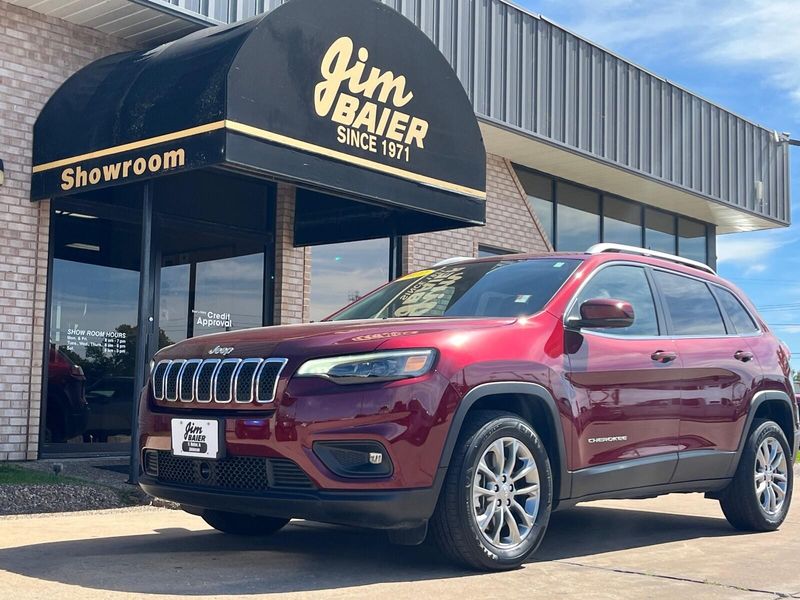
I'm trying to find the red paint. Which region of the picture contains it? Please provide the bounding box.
[138,251,793,492]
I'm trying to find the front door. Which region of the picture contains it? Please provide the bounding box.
[565,264,682,497]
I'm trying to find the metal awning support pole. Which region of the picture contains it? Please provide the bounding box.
[129,181,155,484]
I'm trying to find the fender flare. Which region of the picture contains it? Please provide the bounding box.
[434,382,572,503]
[728,389,798,477]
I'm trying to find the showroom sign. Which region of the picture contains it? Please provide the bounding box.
[31,0,486,234]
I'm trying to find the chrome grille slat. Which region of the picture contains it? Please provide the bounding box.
[234,358,262,403]
[255,358,288,403]
[213,358,241,404]
[178,359,202,402]
[164,360,185,401]
[151,356,288,404]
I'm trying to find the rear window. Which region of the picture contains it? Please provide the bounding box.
[714,287,759,335]
[329,258,581,320]
[654,270,726,336]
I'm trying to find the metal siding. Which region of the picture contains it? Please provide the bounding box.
[127,0,789,225]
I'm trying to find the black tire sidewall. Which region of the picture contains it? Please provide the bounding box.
[745,421,794,527]
[457,416,553,568]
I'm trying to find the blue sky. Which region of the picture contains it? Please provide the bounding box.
[518,0,800,370]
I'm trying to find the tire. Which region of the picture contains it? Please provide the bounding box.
[430,410,553,571]
[719,419,794,531]
[202,510,290,536]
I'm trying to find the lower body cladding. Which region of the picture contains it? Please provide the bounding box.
[137,372,459,529]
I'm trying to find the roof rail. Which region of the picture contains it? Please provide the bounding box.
[586,243,716,275]
[433,256,474,267]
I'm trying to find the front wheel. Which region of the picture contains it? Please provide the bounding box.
[719,419,793,531]
[202,510,290,536]
[430,410,553,571]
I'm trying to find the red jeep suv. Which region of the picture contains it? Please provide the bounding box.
[138,244,798,570]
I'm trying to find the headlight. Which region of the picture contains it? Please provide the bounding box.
[296,349,436,384]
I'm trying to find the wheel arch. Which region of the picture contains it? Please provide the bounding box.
[729,390,798,477]
[436,382,571,505]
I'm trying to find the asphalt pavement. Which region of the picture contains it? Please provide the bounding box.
[1,471,799,599]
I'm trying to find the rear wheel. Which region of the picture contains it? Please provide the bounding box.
[719,420,793,531]
[430,410,553,571]
[202,510,290,536]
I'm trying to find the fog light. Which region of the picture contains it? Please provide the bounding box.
[313,441,393,478]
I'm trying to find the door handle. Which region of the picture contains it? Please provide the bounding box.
[734,350,754,362]
[651,350,677,364]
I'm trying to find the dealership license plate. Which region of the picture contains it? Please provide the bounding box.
[171,419,221,459]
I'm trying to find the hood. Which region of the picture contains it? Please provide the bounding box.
[155,317,516,362]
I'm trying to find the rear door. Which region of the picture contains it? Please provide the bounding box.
[565,264,682,496]
[651,270,762,482]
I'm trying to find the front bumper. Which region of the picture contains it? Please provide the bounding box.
[139,477,438,529]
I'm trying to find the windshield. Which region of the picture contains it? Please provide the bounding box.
[329,258,581,321]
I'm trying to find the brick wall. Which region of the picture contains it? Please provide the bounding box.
[403,154,552,272]
[273,183,311,324]
[0,1,133,459]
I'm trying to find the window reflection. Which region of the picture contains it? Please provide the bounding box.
[604,197,642,247]
[516,170,554,242]
[556,182,600,251]
[678,218,707,263]
[310,238,390,321]
[47,203,141,447]
[645,209,677,254]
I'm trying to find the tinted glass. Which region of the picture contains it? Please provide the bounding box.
[515,169,554,242]
[557,182,600,251]
[654,271,726,336]
[678,219,708,263]
[47,201,141,449]
[310,238,390,321]
[603,196,642,246]
[569,265,659,336]
[645,209,676,254]
[331,259,581,320]
[715,287,759,334]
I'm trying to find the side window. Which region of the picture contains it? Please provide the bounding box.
[569,265,659,336]
[654,271,726,336]
[715,287,759,335]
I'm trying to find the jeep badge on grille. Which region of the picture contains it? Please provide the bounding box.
[208,345,235,356]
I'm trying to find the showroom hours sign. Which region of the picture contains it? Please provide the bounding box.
[65,326,127,355]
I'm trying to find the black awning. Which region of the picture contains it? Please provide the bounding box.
[31,0,486,238]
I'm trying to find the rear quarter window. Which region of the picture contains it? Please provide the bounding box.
[714,287,759,335]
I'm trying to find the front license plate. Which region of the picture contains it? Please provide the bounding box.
[171,419,221,459]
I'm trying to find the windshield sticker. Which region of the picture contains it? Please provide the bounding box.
[553,262,565,268]
[393,267,465,317]
[397,269,434,281]
[514,295,531,303]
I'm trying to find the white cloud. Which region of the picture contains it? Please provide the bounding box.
[716,229,795,266]
[744,263,768,276]
[532,0,800,111]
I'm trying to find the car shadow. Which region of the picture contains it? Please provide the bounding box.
[0,505,746,595]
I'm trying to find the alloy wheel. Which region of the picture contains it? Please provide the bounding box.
[472,437,540,549]
[754,436,788,516]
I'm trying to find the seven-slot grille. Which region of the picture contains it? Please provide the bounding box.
[152,357,287,404]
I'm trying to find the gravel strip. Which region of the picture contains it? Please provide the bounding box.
[0,484,126,515]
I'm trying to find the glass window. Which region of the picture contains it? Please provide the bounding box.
[603,197,642,247]
[654,271,726,336]
[158,224,266,345]
[515,168,554,243]
[678,219,708,264]
[556,182,600,251]
[331,258,581,320]
[310,238,390,321]
[645,209,676,254]
[478,245,517,257]
[47,201,141,448]
[715,287,759,334]
[568,265,659,336]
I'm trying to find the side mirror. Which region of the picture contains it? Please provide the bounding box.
[568,298,635,330]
